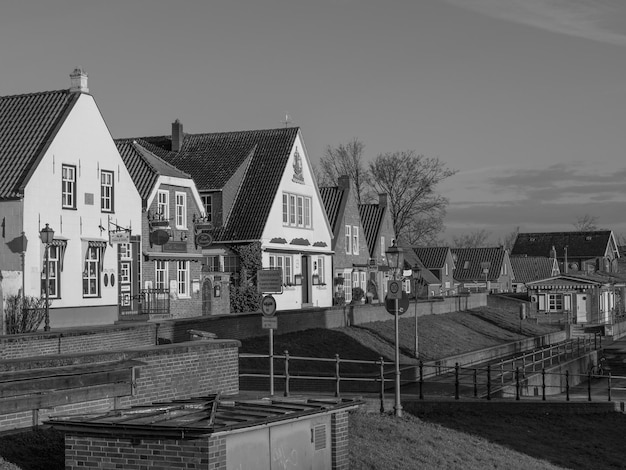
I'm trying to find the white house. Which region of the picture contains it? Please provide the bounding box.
[0,69,142,329]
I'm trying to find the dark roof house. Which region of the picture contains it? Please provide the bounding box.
[452,246,514,293]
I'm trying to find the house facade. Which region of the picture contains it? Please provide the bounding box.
[129,122,333,311]
[452,246,514,293]
[320,176,369,304]
[358,193,396,302]
[526,273,625,324]
[116,139,230,318]
[411,247,458,296]
[0,69,142,329]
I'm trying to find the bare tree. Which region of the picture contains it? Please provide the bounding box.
[452,229,491,248]
[500,226,520,252]
[369,151,456,244]
[573,214,599,231]
[318,138,371,204]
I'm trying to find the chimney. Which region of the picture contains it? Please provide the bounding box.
[338,175,350,190]
[378,193,388,208]
[564,246,568,274]
[69,67,89,93]
[172,119,183,152]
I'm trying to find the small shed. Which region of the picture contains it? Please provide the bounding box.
[48,394,361,469]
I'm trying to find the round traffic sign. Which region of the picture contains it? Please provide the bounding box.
[389,280,400,294]
[261,295,277,317]
[385,292,410,315]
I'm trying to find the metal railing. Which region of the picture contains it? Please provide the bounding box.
[239,334,609,408]
[119,289,170,316]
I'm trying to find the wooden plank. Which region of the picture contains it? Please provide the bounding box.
[0,369,132,398]
[0,382,132,415]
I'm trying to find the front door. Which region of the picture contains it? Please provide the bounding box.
[202,278,212,315]
[576,294,588,323]
[302,256,310,305]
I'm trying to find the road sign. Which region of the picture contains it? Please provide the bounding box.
[110,231,130,244]
[261,295,277,317]
[258,269,283,294]
[387,280,402,299]
[385,291,409,315]
[262,317,278,329]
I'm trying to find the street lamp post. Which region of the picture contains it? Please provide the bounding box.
[412,264,422,359]
[386,240,404,418]
[39,223,54,332]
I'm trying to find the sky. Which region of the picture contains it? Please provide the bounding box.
[2,0,626,244]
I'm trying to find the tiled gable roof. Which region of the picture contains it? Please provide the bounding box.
[510,256,558,283]
[0,90,79,199]
[115,139,191,204]
[412,247,452,270]
[451,247,506,281]
[128,127,299,241]
[319,186,344,231]
[512,231,615,259]
[358,204,385,257]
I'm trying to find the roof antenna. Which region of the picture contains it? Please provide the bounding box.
[283,113,292,127]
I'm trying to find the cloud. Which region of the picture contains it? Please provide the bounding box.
[443,0,626,47]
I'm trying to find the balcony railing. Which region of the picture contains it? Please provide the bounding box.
[119,289,170,317]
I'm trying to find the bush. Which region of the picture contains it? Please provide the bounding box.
[230,285,262,313]
[5,295,47,334]
[352,287,365,303]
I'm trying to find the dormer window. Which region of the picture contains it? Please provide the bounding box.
[463,261,470,269]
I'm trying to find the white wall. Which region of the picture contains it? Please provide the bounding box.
[22,93,142,316]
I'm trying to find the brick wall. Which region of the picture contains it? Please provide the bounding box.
[65,434,211,470]
[0,339,240,433]
[331,410,350,470]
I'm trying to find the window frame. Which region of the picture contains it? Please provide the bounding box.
[82,247,101,298]
[62,164,77,209]
[175,191,187,229]
[42,245,61,299]
[157,190,169,222]
[345,225,352,255]
[201,194,213,222]
[282,192,313,229]
[100,170,114,213]
[177,261,190,298]
[155,260,168,290]
[352,226,359,255]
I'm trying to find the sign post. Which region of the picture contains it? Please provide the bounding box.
[386,279,404,417]
[261,294,277,395]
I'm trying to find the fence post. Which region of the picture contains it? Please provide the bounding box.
[542,368,546,401]
[594,333,597,350]
[500,361,504,386]
[577,337,580,356]
[284,350,290,397]
[455,363,460,400]
[487,365,491,401]
[335,354,340,398]
[515,367,520,401]
[566,371,570,401]
[473,369,478,398]
[588,369,592,402]
[608,373,612,402]
[379,357,385,413]
[419,360,424,400]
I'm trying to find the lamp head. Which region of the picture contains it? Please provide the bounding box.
[40,223,55,244]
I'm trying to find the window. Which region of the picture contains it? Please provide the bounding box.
[120,262,131,284]
[548,294,563,312]
[62,165,76,209]
[352,226,359,255]
[445,263,449,276]
[177,261,189,297]
[175,192,187,228]
[83,247,100,297]
[289,195,296,225]
[380,236,385,258]
[269,254,293,285]
[157,190,169,221]
[345,225,352,254]
[282,192,312,228]
[201,195,213,222]
[223,255,241,273]
[100,170,114,212]
[42,245,61,299]
[282,194,288,224]
[155,261,168,289]
[360,271,366,290]
[344,270,352,303]
[314,256,325,284]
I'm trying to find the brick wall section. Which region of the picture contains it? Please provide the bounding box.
[331,410,350,470]
[208,436,227,470]
[0,340,240,433]
[65,435,210,470]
